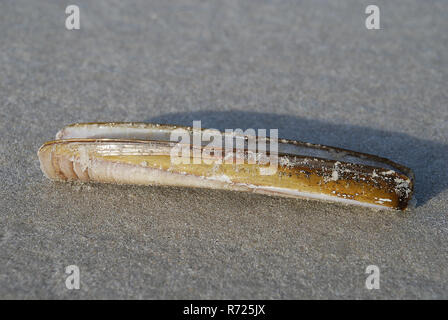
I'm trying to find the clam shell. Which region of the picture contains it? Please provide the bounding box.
[38,122,414,210]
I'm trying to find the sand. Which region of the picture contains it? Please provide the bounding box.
[1,0,447,299]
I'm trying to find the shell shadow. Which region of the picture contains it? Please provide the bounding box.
[146,110,447,207]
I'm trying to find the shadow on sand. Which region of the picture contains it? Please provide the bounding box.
[147,110,447,207]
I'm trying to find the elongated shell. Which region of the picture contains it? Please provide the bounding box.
[38,122,414,210]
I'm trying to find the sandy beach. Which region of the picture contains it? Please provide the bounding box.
[1,0,447,298]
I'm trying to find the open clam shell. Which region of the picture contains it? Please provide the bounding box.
[38,122,414,210]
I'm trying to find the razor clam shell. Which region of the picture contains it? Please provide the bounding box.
[55,122,409,174]
[38,123,414,210]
